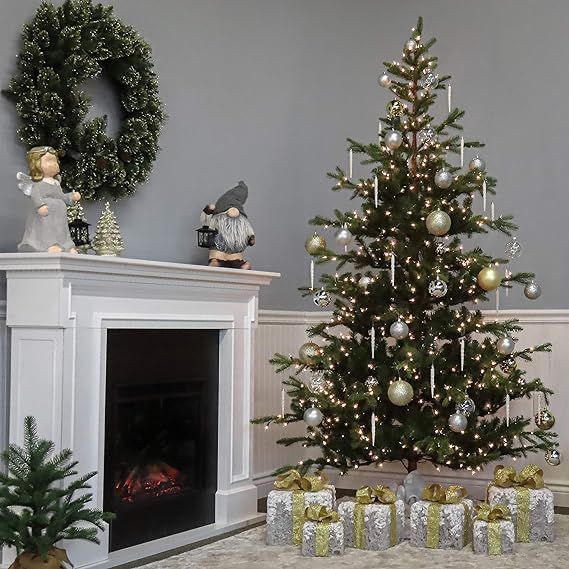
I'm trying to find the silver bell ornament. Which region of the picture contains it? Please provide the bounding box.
[504,237,522,259]
[334,227,353,247]
[545,449,562,466]
[524,281,542,300]
[303,407,323,427]
[313,288,332,308]
[384,130,403,150]
[378,72,391,87]
[358,275,373,289]
[428,278,448,298]
[390,320,409,340]
[299,342,320,365]
[426,210,451,236]
[456,397,476,417]
[405,39,417,52]
[496,335,516,355]
[434,169,453,189]
[468,156,486,172]
[305,233,327,255]
[477,267,502,291]
[388,379,414,406]
[448,412,468,433]
[535,409,556,431]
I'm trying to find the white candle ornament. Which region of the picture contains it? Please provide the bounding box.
[371,412,376,446]
[491,202,495,222]
[371,326,376,359]
[374,175,379,207]
[460,136,464,167]
[378,118,382,145]
[391,253,396,286]
[310,259,315,290]
[447,84,452,113]
[459,337,465,372]
[430,363,435,398]
[281,387,285,417]
[349,149,353,178]
[496,288,500,316]
[482,180,487,211]
[506,391,510,426]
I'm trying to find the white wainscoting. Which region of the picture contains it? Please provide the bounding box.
[254,309,569,506]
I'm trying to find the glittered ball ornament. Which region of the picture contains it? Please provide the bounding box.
[434,169,453,189]
[428,278,448,298]
[313,289,332,308]
[384,130,403,150]
[418,71,439,90]
[504,237,522,259]
[309,373,326,394]
[358,275,373,289]
[524,281,542,300]
[303,407,323,427]
[334,227,353,247]
[456,397,476,417]
[387,100,406,119]
[378,72,391,87]
[448,412,468,433]
[388,380,414,406]
[305,233,326,255]
[365,376,378,389]
[418,127,437,147]
[500,357,516,373]
[535,409,556,431]
[468,156,486,172]
[496,335,516,355]
[426,210,451,236]
[390,320,409,340]
[477,267,502,291]
[299,342,320,364]
[545,449,562,466]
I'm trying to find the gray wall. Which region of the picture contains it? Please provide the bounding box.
[0,0,567,310]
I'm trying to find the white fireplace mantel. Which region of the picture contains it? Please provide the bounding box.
[0,253,279,569]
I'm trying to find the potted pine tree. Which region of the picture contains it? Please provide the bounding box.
[0,416,114,569]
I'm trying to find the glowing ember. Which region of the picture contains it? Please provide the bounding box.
[116,462,183,503]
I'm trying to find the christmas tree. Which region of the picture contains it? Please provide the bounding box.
[67,202,87,225]
[254,18,559,475]
[92,202,124,256]
[0,417,114,567]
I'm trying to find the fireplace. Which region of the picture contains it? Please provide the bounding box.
[104,329,219,551]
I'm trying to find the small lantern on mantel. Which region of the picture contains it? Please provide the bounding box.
[69,217,91,250]
[196,226,217,249]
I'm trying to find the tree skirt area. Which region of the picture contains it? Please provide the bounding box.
[139,515,569,569]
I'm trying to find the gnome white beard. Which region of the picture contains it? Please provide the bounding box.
[210,212,253,254]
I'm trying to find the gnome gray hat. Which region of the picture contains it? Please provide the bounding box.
[214,181,248,217]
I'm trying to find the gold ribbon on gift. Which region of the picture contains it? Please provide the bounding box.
[9,548,72,569]
[274,470,330,546]
[476,503,511,556]
[353,485,398,549]
[422,484,471,548]
[488,464,544,543]
[304,505,340,556]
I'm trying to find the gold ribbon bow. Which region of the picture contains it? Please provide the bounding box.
[304,505,339,556]
[489,464,544,543]
[353,485,398,549]
[476,503,511,555]
[274,470,330,546]
[422,484,471,548]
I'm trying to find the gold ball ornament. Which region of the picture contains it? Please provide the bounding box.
[305,233,326,255]
[387,99,406,119]
[477,267,502,291]
[388,380,414,406]
[425,210,451,236]
[535,409,556,431]
[299,342,320,365]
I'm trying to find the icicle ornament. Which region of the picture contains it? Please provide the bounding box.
[370,326,376,359]
[371,412,376,446]
[349,148,353,178]
[447,84,452,113]
[482,179,487,211]
[391,253,396,286]
[460,136,464,167]
[310,259,315,290]
[374,175,379,207]
[430,363,435,398]
[459,337,465,372]
[506,391,510,426]
[281,387,285,417]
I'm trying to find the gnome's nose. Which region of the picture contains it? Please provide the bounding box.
[227,207,240,218]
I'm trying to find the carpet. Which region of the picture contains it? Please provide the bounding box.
[139,515,569,568]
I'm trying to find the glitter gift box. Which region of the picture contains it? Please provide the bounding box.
[266,470,335,546]
[301,506,344,557]
[410,484,473,549]
[338,485,405,550]
[472,503,515,555]
[487,464,554,543]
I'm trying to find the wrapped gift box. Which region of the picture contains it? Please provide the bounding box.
[301,506,344,557]
[473,518,515,555]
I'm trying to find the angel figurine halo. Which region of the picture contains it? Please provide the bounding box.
[17,146,81,253]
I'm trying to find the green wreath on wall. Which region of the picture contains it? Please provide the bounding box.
[3,0,165,201]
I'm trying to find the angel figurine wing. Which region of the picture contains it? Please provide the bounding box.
[17,172,33,197]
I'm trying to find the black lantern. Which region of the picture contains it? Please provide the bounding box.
[196,226,217,249]
[69,218,91,248]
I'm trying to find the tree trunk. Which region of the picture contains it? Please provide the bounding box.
[406,457,418,473]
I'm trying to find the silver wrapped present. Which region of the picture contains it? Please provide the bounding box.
[338,485,404,550]
[487,464,554,543]
[410,484,473,549]
[266,470,335,546]
[301,505,344,557]
[472,504,515,555]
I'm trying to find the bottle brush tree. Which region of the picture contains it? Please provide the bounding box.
[253,18,558,476]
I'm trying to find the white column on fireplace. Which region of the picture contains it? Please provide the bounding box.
[0,254,279,569]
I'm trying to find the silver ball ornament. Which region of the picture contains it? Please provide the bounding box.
[390,320,409,340]
[496,335,516,355]
[388,380,414,406]
[434,169,453,189]
[313,289,332,308]
[426,210,451,236]
[504,237,522,259]
[299,342,320,364]
[468,156,486,172]
[358,275,373,289]
[334,227,353,247]
[378,72,391,87]
[428,278,448,298]
[448,412,468,433]
[405,39,417,52]
[524,281,542,300]
[456,397,476,417]
[545,449,562,466]
[418,71,439,90]
[384,130,403,150]
[305,233,326,255]
[303,407,323,427]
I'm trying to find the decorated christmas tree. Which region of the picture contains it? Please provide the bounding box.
[254,18,560,476]
[67,201,87,225]
[92,202,124,256]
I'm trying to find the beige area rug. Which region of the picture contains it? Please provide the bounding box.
[140,515,569,568]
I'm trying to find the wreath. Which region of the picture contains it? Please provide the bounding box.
[3,0,165,201]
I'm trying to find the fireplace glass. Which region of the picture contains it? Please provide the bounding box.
[104,329,219,551]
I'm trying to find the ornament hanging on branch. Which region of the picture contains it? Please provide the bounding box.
[500,357,516,373]
[309,373,327,394]
[384,130,403,150]
[524,281,542,300]
[504,237,522,259]
[305,233,326,255]
[428,277,448,298]
[496,335,516,355]
[426,210,451,236]
[468,156,486,172]
[545,449,562,466]
[535,409,556,431]
[418,70,439,90]
[477,267,501,291]
[456,397,476,417]
[313,288,332,308]
[390,320,409,340]
[92,202,124,257]
[378,72,391,87]
[448,412,467,433]
[404,38,417,52]
[386,100,406,119]
[358,275,373,289]
[303,407,323,427]
[334,226,353,248]
[388,379,413,406]
[434,168,453,189]
[365,376,378,390]
[299,342,320,365]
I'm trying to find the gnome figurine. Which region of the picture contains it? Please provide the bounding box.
[201,181,255,269]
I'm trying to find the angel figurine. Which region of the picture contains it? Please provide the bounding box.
[17,146,81,253]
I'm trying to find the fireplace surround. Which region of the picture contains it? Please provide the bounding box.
[0,253,278,568]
